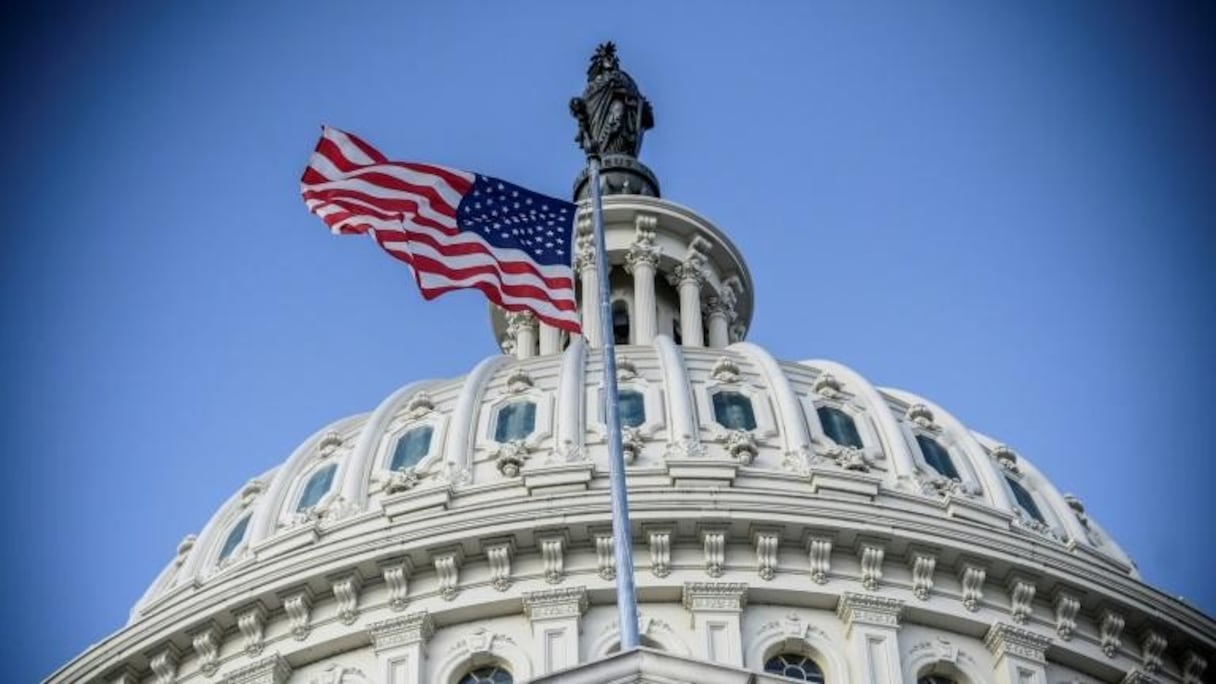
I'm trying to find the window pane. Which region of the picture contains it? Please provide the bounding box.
[390,426,433,471]
[1007,476,1046,524]
[613,301,630,345]
[916,435,960,480]
[218,515,250,561]
[713,391,757,430]
[817,406,863,448]
[763,653,825,682]
[619,390,645,428]
[495,401,536,442]
[296,463,336,511]
[459,666,513,684]
[918,677,958,684]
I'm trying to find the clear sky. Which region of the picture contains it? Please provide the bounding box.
[3,2,1214,680]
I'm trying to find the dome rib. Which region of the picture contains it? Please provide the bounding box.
[554,337,588,457]
[444,354,510,482]
[731,342,811,459]
[654,335,698,451]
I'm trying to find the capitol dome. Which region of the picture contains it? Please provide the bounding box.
[51,49,1212,684]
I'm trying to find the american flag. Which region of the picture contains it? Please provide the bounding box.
[301,126,582,333]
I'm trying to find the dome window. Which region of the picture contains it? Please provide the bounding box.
[713,391,757,431]
[458,665,513,684]
[1006,475,1046,524]
[817,406,863,449]
[619,389,646,428]
[763,653,825,682]
[918,677,959,684]
[390,425,433,471]
[612,300,630,345]
[296,463,337,512]
[218,514,250,562]
[916,435,960,480]
[494,401,537,442]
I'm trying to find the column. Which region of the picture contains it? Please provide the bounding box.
[575,227,600,347]
[682,582,748,667]
[522,586,589,675]
[369,611,435,684]
[984,623,1052,684]
[506,311,538,360]
[670,251,706,347]
[705,297,732,349]
[836,592,905,684]
[539,323,562,355]
[625,216,661,344]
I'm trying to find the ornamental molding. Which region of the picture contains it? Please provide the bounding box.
[593,531,616,580]
[905,403,938,431]
[984,622,1052,664]
[700,528,727,578]
[647,526,673,578]
[857,542,885,591]
[305,664,370,684]
[616,356,638,381]
[751,528,780,581]
[403,391,435,419]
[682,582,748,613]
[1184,652,1208,684]
[522,585,589,621]
[278,585,314,640]
[724,429,758,465]
[147,644,179,684]
[958,563,987,612]
[538,533,567,584]
[222,654,291,684]
[1006,575,1037,625]
[328,571,363,625]
[1052,589,1081,640]
[704,295,735,321]
[432,547,464,601]
[756,613,831,643]
[710,356,743,384]
[495,440,531,478]
[234,601,268,657]
[836,592,904,631]
[379,557,413,611]
[504,366,535,393]
[369,611,434,652]
[317,430,343,458]
[1120,670,1159,684]
[812,373,844,399]
[621,426,643,464]
[908,551,937,601]
[806,536,832,585]
[991,444,1020,474]
[1100,608,1126,657]
[663,435,705,460]
[909,637,963,666]
[624,223,661,271]
[574,231,596,273]
[239,479,265,507]
[189,621,222,676]
[175,534,197,568]
[380,467,420,495]
[1140,629,1167,673]
[821,444,871,472]
[446,627,519,659]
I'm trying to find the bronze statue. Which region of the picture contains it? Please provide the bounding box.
[570,42,654,159]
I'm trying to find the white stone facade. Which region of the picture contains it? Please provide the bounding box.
[52,195,1213,683]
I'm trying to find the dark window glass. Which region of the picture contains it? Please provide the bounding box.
[613,300,630,345]
[1006,476,1046,524]
[713,391,757,430]
[817,406,863,449]
[296,463,336,511]
[619,390,645,428]
[916,435,960,480]
[763,653,825,683]
[458,666,513,684]
[672,318,682,345]
[390,426,433,471]
[494,401,536,442]
[918,677,957,684]
[218,515,250,561]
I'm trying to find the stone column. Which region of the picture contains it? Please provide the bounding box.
[369,611,435,684]
[705,297,733,349]
[506,311,538,360]
[836,592,905,684]
[522,586,589,675]
[625,215,661,345]
[682,582,748,667]
[984,622,1052,684]
[670,251,707,347]
[575,227,600,347]
[539,324,562,355]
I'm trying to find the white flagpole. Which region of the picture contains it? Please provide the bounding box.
[587,154,641,650]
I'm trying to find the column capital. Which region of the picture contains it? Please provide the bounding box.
[669,255,706,287]
[222,654,292,684]
[574,231,597,273]
[505,309,539,332]
[984,622,1052,664]
[625,229,661,272]
[704,295,734,321]
[369,611,435,653]
[682,581,748,612]
[836,592,904,632]
[522,585,589,621]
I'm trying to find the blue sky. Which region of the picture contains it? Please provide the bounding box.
[3,2,1214,680]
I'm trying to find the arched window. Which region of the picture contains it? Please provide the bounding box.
[390,425,433,471]
[1006,476,1046,524]
[713,391,757,431]
[619,390,645,428]
[218,514,250,562]
[296,463,337,512]
[817,406,863,448]
[494,401,536,442]
[612,300,630,345]
[918,676,958,684]
[916,435,960,480]
[764,653,825,682]
[672,318,682,345]
[458,665,513,684]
